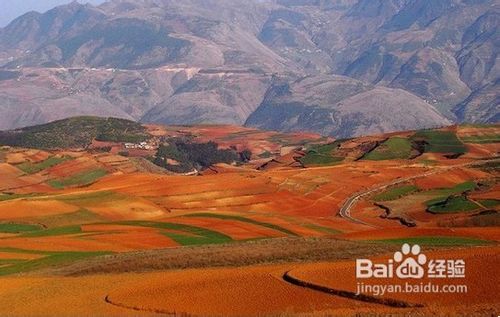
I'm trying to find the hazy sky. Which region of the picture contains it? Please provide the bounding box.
[0,0,105,27]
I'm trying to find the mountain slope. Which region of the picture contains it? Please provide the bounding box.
[0,0,497,136]
[245,75,450,137]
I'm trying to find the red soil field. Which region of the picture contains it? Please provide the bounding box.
[0,252,43,260]
[46,157,105,178]
[85,199,166,220]
[0,247,497,316]
[144,124,327,157]
[0,200,79,220]
[414,167,492,190]
[0,125,497,316]
[82,231,178,251]
[104,265,379,316]
[287,246,500,313]
[0,163,27,190]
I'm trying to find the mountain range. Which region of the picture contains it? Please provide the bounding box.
[0,0,498,137]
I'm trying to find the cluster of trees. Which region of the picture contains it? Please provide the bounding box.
[153,138,252,173]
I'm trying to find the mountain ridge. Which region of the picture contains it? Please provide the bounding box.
[0,0,497,137]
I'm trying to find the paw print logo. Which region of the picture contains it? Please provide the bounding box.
[394,243,427,279]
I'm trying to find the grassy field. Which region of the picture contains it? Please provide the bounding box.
[48,169,108,189]
[116,221,233,246]
[461,134,500,144]
[373,185,419,201]
[0,193,39,202]
[479,199,500,208]
[0,248,111,276]
[21,225,83,237]
[424,181,477,206]
[184,213,299,236]
[303,223,341,235]
[17,156,71,174]
[53,191,125,205]
[363,137,413,161]
[370,236,492,246]
[412,130,467,154]
[0,223,43,233]
[427,196,480,214]
[300,142,344,166]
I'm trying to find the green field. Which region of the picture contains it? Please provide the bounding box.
[427,196,480,214]
[54,191,124,204]
[258,151,273,158]
[412,130,467,154]
[424,181,477,206]
[461,134,500,144]
[303,223,341,235]
[0,223,43,233]
[117,221,233,246]
[0,193,39,202]
[370,236,491,246]
[373,185,419,201]
[479,199,500,208]
[300,142,344,166]
[17,156,71,174]
[363,137,413,161]
[419,159,437,166]
[21,225,83,237]
[184,213,299,236]
[423,182,477,210]
[48,169,108,189]
[0,248,111,276]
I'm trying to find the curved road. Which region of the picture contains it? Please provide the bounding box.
[337,158,499,226]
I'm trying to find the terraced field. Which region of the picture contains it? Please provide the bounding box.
[363,137,413,161]
[0,123,498,316]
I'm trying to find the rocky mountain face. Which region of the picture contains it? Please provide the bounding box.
[246,75,450,138]
[0,0,497,136]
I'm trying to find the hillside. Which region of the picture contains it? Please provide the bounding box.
[0,116,148,149]
[0,120,498,316]
[0,0,498,136]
